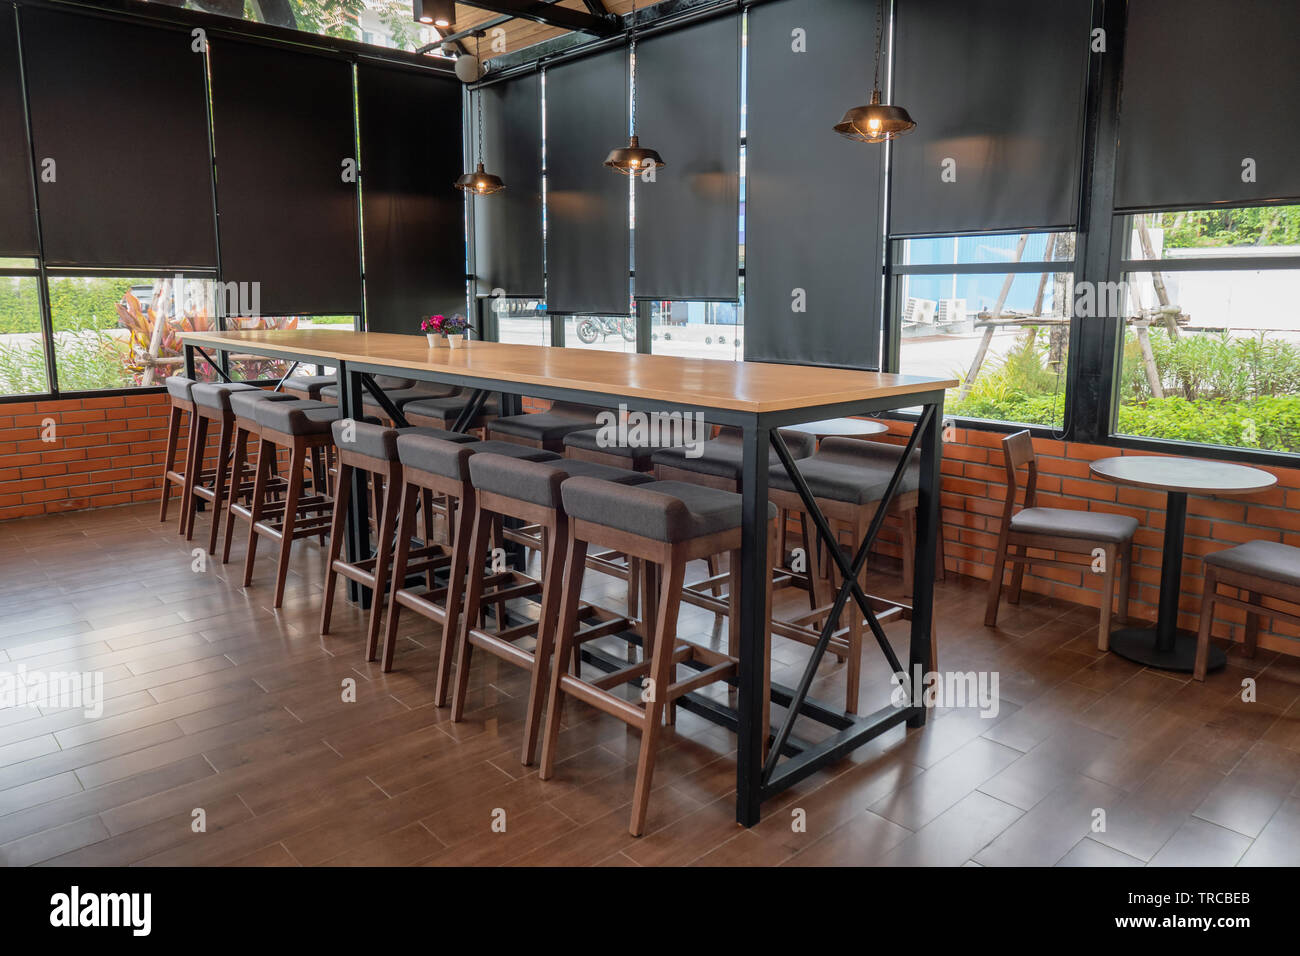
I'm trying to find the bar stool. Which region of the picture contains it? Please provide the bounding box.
[159,375,196,526]
[220,389,298,565]
[562,425,683,472]
[403,388,502,432]
[450,453,654,764]
[282,374,338,401]
[314,374,416,401]
[320,419,476,659]
[379,434,559,680]
[319,380,459,423]
[539,477,777,837]
[766,437,926,713]
[180,382,262,550]
[486,401,604,452]
[242,399,340,607]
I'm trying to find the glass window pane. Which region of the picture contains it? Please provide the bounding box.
[1125,208,1300,260]
[563,314,635,352]
[190,0,453,56]
[649,300,742,361]
[490,299,550,346]
[1116,267,1300,453]
[48,275,218,390]
[897,231,1072,266]
[898,270,1071,428]
[0,276,49,395]
[226,315,355,382]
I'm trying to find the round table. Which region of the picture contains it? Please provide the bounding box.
[1090,456,1277,673]
[786,418,889,441]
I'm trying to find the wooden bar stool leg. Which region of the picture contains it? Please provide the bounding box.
[433,489,475,701]
[365,472,401,660]
[629,556,685,837]
[521,522,566,766]
[206,418,234,555]
[1244,591,1261,658]
[451,504,493,720]
[380,482,420,671]
[181,414,209,539]
[271,440,307,608]
[222,425,250,565]
[320,461,353,637]
[539,531,588,780]
[159,404,182,523]
[242,436,273,588]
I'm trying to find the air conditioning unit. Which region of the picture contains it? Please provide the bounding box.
[903,297,937,325]
[938,298,967,325]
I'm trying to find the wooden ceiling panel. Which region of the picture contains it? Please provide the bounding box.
[448,1,662,60]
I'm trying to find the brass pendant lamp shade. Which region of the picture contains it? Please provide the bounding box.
[604,134,664,175]
[456,33,506,195]
[455,161,506,195]
[834,89,916,143]
[605,0,664,174]
[835,0,916,144]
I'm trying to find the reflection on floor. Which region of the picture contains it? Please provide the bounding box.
[0,502,1297,866]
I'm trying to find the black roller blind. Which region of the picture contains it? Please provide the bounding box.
[358,64,465,334]
[0,5,36,258]
[633,14,740,301]
[889,0,1091,237]
[473,74,543,298]
[1115,0,1300,210]
[544,47,630,315]
[210,39,360,315]
[745,0,884,369]
[20,7,216,267]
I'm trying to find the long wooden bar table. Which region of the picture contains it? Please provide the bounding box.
[180,330,955,826]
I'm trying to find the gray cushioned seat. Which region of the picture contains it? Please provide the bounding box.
[1009,507,1138,543]
[190,381,262,411]
[403,392,502,425]
[317,375,415,400]
[229,389,298,421]
[488,402,605,443]
[165,375,196,401]
[252,399,341,436]
[468,453,653,510]
[282,374,337,399]
[1204,540,1300,588]
[395,433,558,481]
[561,478,776,543]
[651,428,816,481]
[331,421,476,461]
[563,425,684,466]
[318,382,459,408]
[768,437,918,504]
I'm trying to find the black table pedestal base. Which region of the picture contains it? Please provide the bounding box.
[1109,626,1225,673]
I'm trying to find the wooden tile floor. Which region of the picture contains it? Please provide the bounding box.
[1,501,1298,866]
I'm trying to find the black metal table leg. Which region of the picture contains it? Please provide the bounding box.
[907,401,942,727]
[735,421,770,827]
[337,362,372,608]
[183,344,196,379]
[1108,490,1223,673]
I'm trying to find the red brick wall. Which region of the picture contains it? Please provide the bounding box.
[2,394,1295,658]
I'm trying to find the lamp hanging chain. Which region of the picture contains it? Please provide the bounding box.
[629,0,637,136]
[475,34,484,166]
[872,0,883,94]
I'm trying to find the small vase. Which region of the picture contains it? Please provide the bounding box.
[426,333,447,348]
[446,333,464,349]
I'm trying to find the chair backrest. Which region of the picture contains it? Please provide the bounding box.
[997,430,1038,529]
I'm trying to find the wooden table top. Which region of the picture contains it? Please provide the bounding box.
[181,330,957,414]
[1090,455,1277,496]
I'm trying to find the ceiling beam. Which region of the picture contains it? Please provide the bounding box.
[453,1,618,36]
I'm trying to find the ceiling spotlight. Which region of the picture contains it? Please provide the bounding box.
[413,0,453,29]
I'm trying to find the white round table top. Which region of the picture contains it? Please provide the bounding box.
[786,418,890,439]
[1089,456,1277,496]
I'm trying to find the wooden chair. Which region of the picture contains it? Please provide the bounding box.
[985,430,1137,649]
[1195,541,1300,680]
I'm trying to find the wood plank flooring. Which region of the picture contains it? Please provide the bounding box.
[1,501,1298,866]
